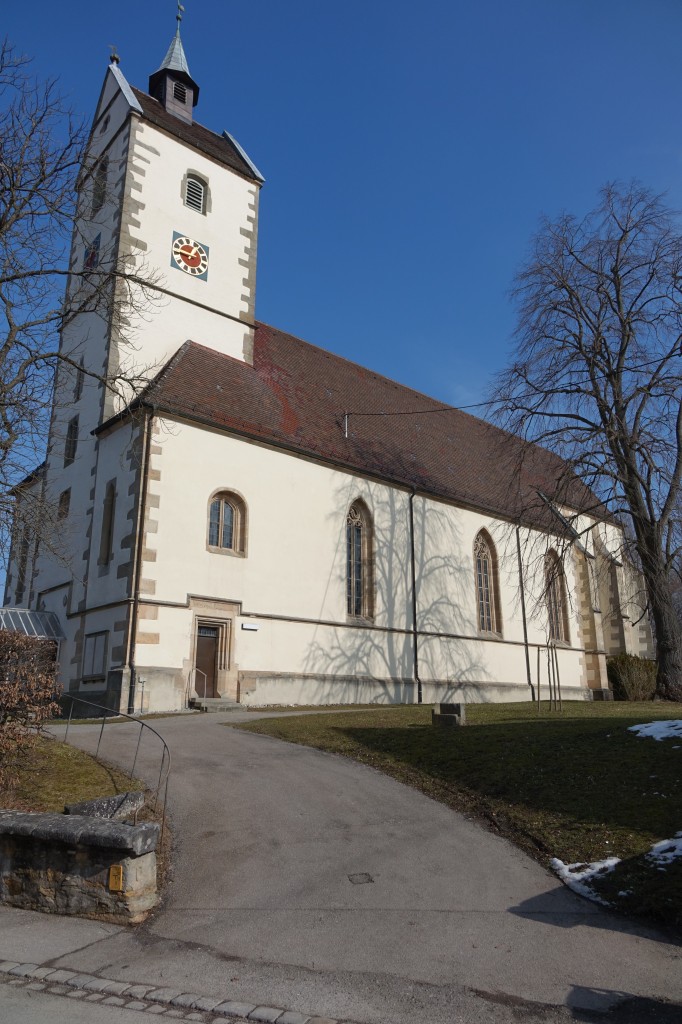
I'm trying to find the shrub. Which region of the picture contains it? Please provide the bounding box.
[607,653,657,701]
[0,630,61,792]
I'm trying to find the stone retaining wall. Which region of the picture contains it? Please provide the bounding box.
[0,810,159,923]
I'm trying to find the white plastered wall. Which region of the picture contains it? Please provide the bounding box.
[115,115,259,390]
[132,417,593,709]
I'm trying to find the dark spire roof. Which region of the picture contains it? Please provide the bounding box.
[157,24,192,78]
[149,23,200,107]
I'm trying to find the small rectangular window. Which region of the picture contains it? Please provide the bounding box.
[84,234,101,271]
[74,360,84,401]
[82,631,108,682]
[99,481,117,566]
[15,527,30,605]
[58,489,70,520]
[173,80,187,103]
[64,416,79,466]
[92,156,108,214]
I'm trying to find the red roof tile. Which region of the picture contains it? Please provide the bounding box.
[137,323,603,529]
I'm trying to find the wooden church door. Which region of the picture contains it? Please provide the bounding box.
[195,624,219,697]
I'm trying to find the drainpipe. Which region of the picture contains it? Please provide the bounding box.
[127,408,152,714]
[409,489,422,704]
[516,524,535,700]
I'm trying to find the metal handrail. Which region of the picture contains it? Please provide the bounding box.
[185,666,207,708]
[59,694,171,840]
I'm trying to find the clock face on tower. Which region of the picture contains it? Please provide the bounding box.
[171,232,210,280]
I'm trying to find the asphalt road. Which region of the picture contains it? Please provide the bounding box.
[8,710,678,1024]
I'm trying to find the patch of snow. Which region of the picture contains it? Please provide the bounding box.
[553,833,682,906]
[647,832,682,866]
[628,720,682,741]
[550,856,620,904]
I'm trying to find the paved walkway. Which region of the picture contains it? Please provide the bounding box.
[2,711,680,1024]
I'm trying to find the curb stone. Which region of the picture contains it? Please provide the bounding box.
[0,964,340,1024]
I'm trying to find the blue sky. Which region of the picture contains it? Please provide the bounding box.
[5,0,682,409]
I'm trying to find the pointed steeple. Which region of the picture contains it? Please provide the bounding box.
[148,6,199,123]
[157,24,192,80]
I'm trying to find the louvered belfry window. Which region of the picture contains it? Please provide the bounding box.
[173,80,187,104]
[185,176,205,213]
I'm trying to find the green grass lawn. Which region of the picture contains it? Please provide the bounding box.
[1,734,144,813]
[235,700,682,927]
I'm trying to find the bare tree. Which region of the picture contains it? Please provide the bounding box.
[492,182,682,701]
[0,39,156,563]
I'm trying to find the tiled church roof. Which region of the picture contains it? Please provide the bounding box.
[131,88,259,182]
[134,323,603,529]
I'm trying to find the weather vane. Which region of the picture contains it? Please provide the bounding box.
[109,44,120,65]
[177,1,185,25]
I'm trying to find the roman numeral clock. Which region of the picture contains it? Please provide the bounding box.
[171,231,210,280]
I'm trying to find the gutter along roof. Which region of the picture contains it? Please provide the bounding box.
[99,323,606,532]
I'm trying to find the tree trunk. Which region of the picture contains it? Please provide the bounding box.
[639,542,682,701]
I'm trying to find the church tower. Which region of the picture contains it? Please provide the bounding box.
[96,11,265,414]
[5,11,264,704]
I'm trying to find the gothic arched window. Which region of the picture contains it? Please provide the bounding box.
[545,550,569,643]
[346,500,373,619]
[208,491,246,555]
[474,530,501,635]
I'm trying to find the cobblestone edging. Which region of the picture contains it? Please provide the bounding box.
[0,964,341,1024]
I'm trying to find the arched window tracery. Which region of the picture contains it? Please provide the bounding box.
[346,501,373,619]
[474,530,501,635]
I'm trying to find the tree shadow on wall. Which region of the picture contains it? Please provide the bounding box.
[302,467,490,700]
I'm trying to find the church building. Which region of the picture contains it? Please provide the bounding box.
[3,22,654,712]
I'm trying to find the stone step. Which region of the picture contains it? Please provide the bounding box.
[189,697,241,713]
